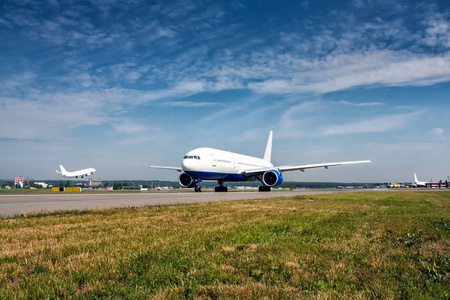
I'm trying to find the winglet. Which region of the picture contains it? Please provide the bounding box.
[263,131,273,163]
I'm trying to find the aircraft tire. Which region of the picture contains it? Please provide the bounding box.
[259,186,271,192]
[215,186,228,192]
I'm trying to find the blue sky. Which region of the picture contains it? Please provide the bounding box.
[1,0,449,183]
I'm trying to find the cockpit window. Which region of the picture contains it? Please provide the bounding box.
[183,155,201,159]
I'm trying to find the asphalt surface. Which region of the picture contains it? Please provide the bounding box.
[0,189,375,218]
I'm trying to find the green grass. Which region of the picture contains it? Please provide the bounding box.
[1,191,449,299]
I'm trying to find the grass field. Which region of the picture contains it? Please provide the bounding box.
[1,191,449,299]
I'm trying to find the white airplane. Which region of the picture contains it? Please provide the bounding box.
[414,173,427,188]
[151,131,372,192]
[56,165,96,178]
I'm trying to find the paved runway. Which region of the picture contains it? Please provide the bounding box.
[0,189,372,218]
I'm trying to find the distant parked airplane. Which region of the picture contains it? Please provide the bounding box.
[414,173,428,188]
[56,165,96,178]
[152,131,372,192]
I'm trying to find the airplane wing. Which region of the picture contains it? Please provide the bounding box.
[277,160,373,172]
[151,166,183,172]
[242,160,372,177]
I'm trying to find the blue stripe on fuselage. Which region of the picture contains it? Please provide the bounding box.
[185,171,248,181]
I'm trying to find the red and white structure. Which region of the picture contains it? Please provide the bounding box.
[14,176,24,188]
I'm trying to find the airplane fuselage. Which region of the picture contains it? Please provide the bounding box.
[61,169,95,178]
[182,147,273,181]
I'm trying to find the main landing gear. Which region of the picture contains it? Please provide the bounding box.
[259,186,271,192]
[215,180,228,192]
[194,185,203,192]
[257,177,271,192]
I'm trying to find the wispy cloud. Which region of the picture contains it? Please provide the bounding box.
[117,135,158,146]
[321,111,423,136]
[160,101,219,108]
[113,122,146,134]
[430,127,445,138]
[247,51,450,94]
[0,89,137,140]
[335,100,383,106]
[367,142,441,155]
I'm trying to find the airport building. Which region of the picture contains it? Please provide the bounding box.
[425,181,449,188]
[89,178,102,187]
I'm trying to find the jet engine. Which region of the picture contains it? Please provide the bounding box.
[262,170,283,187]
[179,173,198,188]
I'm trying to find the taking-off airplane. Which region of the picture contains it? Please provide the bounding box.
[56,165,96,178]
[152,131,372,192]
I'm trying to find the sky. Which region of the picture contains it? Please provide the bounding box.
[0,0,449,183]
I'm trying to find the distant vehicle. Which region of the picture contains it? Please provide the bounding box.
[152,131,372,192]
[414,173,428,188]
[56,165,96,178]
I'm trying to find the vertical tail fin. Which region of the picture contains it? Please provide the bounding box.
[263,131,273,163]
[414,173,418,183]
[59,165,67,174]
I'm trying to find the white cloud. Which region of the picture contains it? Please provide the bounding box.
[0,89,140,140]
[247,51,450,95]
[160,101,218,107]
[421,16,450,48]
[113,122,146,134]
[321,111,423,136]
[125,71,142,82]
[430,127,444,138]
[116,135,158,146]
[335,100,383,106]
[367,142,441,155]
[175,81,206,93]
[157,27,176,38]
[277,100,323,138]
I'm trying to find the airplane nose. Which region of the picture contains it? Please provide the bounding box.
[182,159,191,171]
[182,159,197,171]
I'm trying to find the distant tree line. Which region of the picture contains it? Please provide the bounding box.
[0,179,376,190]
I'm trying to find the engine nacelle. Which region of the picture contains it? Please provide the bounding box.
[262,170,283,187]
[179,173,197,188]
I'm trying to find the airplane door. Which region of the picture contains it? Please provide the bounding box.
[211,154,217,167]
